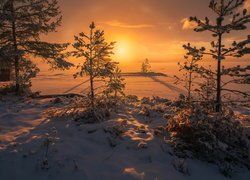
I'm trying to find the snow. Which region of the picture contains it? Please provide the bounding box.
[31,60,250,100]
[0,96,250,180]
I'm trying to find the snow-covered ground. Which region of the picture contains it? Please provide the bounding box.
[0,96,250,180]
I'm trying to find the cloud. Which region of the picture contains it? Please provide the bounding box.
[100,20,154,29]
[181,18,197,30]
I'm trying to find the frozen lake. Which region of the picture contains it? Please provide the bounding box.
[31,61,250,100]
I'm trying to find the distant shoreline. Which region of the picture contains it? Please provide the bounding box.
[121,72,168,77]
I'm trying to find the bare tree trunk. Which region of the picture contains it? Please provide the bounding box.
[14,55,20,94]
[89,72,94,109]
[215,56,221,112]
[215,26,222,112]
[187,68,192,102]
[89,28,94,109]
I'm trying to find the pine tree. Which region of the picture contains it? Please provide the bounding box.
[104,66,126,100]
[187,0,250,112]
[194,66,217,111]
[141,58,151,73]
[175,44,205,102]
[72,22,116,109]
[0,0,73,93]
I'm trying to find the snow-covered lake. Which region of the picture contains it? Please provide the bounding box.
[32,61,249,100]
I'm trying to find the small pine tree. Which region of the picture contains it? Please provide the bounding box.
[141,58,151,73]
[72,22,117,109]
[18,58,40,91]
[175,44,205,102]
[194,66,217,111]
[187,0,250,112]
[104,66,126,101]
[0,0,72,94]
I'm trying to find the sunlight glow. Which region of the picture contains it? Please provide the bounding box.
[113,39,135,63]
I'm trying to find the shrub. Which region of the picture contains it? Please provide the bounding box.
[166,106,250,171]
[126,95,139,102]
[0,82,33,96]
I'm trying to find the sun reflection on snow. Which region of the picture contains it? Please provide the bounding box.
[123,167,145,180]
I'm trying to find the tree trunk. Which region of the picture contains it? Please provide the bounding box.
[89,27,95,109]
[215,34,222,112]
[14,55,20,94]
[11,2,20,94]
[215,0,225,112]
[187,69,192,102]
[89,73,94,109]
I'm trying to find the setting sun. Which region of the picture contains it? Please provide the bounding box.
[113,39,135,63]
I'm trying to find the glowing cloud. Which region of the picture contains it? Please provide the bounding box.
[181,18,197,30]
[100,20,154,29]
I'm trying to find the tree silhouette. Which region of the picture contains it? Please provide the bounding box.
[175,44,204,102]
[186,0,250,112]
[0,0,72,93]
[72,22,117,109]
[104,66,125,101]
[141,58,151,73]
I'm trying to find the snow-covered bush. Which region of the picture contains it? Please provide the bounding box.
[172,158,190,175]
[166,106,250,172]
[0,58,39,95]
[0,83,16,95]
[218,162,235,178]
[18,58,40,93]
[171,94,189,109]
[46,96,111,123]
[151,96,170,104]
[126,95,139,102]
[151,104,169,113]
[104,120,128,148]
[141,97,151,104]
[75,107,110,124]
[138,106,150,117]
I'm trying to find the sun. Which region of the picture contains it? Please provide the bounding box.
[117,46,127,57]
[113,39,134,63]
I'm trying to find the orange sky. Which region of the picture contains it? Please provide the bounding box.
[41,0,250,69]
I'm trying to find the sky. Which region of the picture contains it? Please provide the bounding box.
[41,0,250,69]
